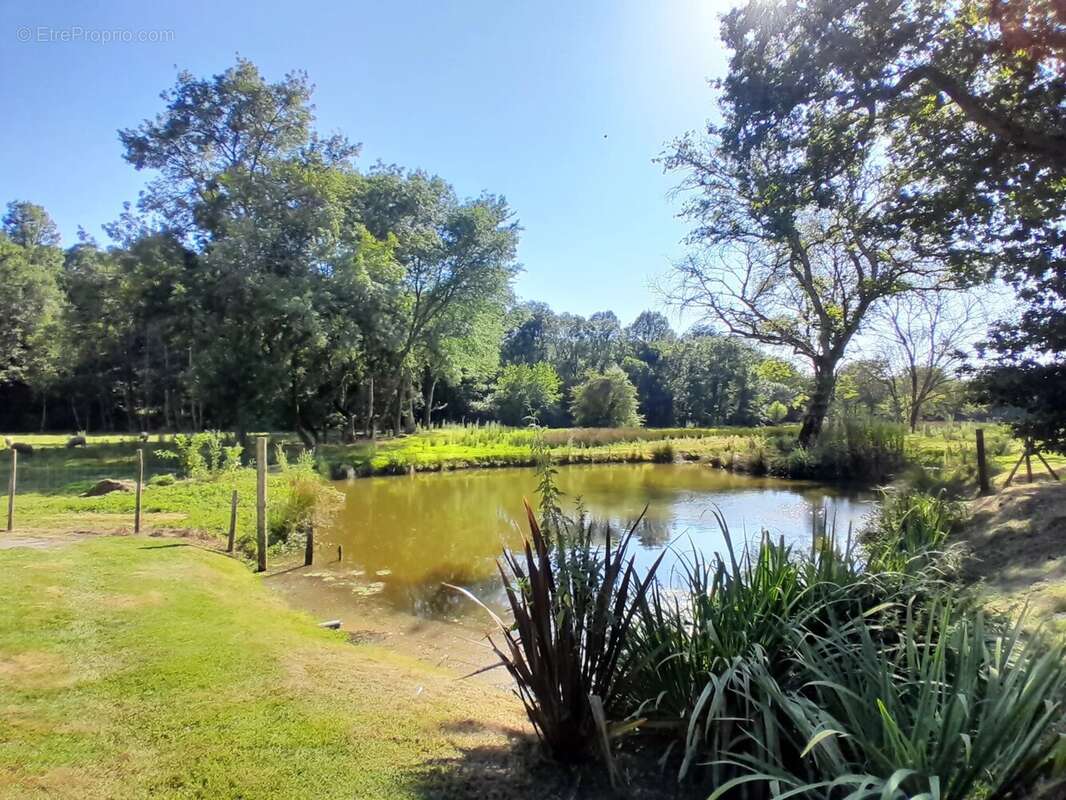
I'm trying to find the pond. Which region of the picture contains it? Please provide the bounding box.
[318,463,876,620]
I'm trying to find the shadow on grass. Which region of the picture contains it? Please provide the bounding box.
[138,542,189,550]
[962,483,1066,593]
[262,563,310,578]
[403,722,692,800]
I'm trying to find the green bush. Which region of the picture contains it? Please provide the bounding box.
[765,400,789,424]
[570,365,642,428]
[155,431,243,479]
[490,362,562,426]
[650,442,675,463]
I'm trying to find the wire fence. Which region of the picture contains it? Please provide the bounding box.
[0,437,288,571]
[0,445,176,495]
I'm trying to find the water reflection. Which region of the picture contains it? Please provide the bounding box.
[321,463,875,618]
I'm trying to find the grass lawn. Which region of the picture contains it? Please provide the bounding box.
[0,535,528,799]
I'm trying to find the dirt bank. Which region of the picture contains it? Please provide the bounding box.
[960,480,1066,625]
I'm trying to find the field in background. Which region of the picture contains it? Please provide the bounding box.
[321,421,1064,482]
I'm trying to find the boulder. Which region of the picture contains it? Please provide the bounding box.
[82,479,135,497]
[66,435,87,448]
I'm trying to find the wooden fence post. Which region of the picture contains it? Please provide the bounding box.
[134,448,144,533]
[6,448,16,532]
[256,436,268,572]
[975,429,991,496]
[304,523,314,567]
[227,490,238,553]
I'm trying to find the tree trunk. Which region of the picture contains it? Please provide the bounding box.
[798,365,838,447]
[295,422,316,449]
[393,369,405,436]
[365,375,376,440]
[423,376,438,429]
[39,394,47,433]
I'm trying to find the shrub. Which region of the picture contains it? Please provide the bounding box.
[801,417,906,481]
[490,362,562,426]
[570,365,642,428]
[453,501,663,768]
[156,431,243,479]
[651,442,675,463]
[765,400,789,424]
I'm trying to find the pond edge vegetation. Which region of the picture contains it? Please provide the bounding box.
[453,441,1066,798]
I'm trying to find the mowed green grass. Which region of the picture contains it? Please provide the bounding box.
[0,536,521,799]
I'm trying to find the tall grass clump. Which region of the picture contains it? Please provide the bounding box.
[623,512,911,783]
[709,599,1066,800]
[269,449,344,548]
[454,425,664,770]
[814,417,906,481]
[862,489,963,574]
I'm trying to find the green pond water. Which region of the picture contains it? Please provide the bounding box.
[321,463,876,619]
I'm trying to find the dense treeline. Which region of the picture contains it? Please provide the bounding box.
[0,61,523,445]
[492,304,808,428]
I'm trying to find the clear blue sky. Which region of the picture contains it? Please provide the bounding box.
[1,0,732,325]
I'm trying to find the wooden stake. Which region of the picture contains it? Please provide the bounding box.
[304,523,314,567]
[134,448,144,534]
[256,436,268,573]
[1035,450,1061,481]
[1025,444,1034,483]
[227,490,238,553]
[6,448,16,532]
[1003,450,1027,488]
[975,429,991,496]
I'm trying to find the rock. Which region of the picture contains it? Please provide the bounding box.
[82,479,135,497]
[330,463,357,480]
[66,435,87,448]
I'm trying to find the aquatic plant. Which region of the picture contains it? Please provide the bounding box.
[709,600,1066,800]
[862,489,963,574]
